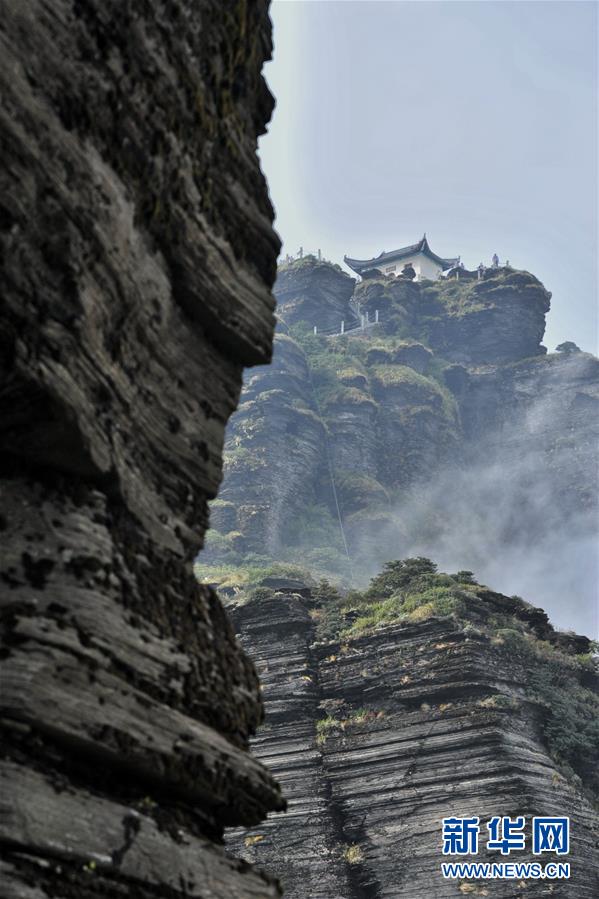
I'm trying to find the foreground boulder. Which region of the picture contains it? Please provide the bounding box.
[0,2,284,897]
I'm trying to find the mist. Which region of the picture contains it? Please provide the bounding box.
[353,387,599,638]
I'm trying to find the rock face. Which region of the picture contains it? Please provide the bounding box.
[275,257,356,332]
[218,331,328,557]
[459,351,599,501]
[355,267,551,365]
[228,595,358,899]
[0,2,284,897]
[228,587,599,898]
[204,259,598,631]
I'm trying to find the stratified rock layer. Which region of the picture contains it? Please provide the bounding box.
[219,332,327,557]
[275,258,356,333]
[228,592,599,898]
[0,2,283,897]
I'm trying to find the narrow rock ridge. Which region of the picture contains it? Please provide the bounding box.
[0,2,284,897]
[228,591,599,898]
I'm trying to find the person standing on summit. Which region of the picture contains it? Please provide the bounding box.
[492,253,499,268]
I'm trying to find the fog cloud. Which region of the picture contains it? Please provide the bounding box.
[354,392,598,638]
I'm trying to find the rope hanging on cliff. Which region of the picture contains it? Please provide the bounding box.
[305,359,355,585]
[328,456,355,584]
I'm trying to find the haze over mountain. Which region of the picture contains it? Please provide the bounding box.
[201,255,599,637]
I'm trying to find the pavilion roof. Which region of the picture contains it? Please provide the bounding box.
[344,235,458,274]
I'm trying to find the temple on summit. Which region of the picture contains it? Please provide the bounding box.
[344,234,458,282]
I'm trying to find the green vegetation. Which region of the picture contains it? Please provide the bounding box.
[535,670,599,793]
[342,844,365,865]
[311,557,598,795]
[197,531,352,587]
[372,363,431,389]
[365,557,439,598]
[315,715,342,744]
[277,255,345,274]
[312,558,475,639]
[287,320,457,427]
[418,268,548,317]
[490,628,599,793]
[196,549,598,796]
[315,707,386,745]
[555,341,581,354]
[223,444,266,472]
[322,386,376,409]
[477,694,520,710]
[337,364,369,384]
[193,559,313,595]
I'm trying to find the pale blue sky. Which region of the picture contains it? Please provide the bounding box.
[260,0,598,352]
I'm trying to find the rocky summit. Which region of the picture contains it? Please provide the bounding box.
[201,256,598,628]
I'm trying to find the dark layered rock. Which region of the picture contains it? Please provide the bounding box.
[0,2,284,897]
[275,257,356,332]
[369,365,459,489]
[228,591,599,898]
[325,391,380,478]
[392,341,433,373]
[423,270,551,364]
[227,595,356,899]
[356,268,551,365]
[355,274,421,321]
[212,332,327,557]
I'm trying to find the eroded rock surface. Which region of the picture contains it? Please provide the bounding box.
[275,258,356,333]
[0,2,284,896]
[218,332,327,557]
[228,589,599,898]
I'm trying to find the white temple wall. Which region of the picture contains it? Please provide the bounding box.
[377,253,442,281]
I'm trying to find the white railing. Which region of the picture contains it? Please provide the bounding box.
[283,248,328,264]
[312,309,380,338]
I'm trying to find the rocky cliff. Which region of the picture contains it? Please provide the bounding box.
[0,2,284,897]
[200,257,598,633]
[209,255,598,898]
[226,566,599,898]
